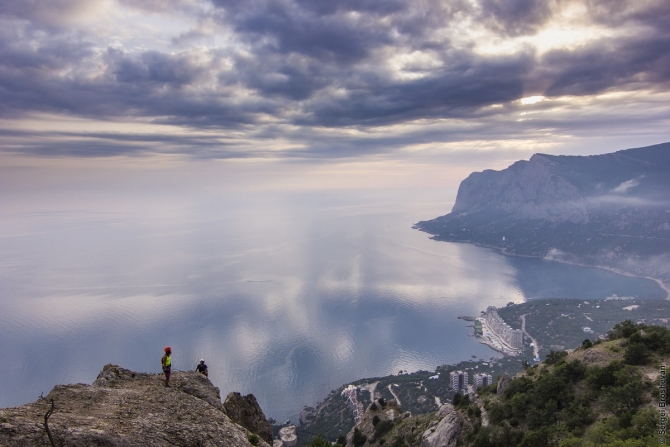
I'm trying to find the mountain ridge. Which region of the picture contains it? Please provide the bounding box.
[414,142,670,290]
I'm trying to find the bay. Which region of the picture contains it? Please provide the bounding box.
[0,187,664,421]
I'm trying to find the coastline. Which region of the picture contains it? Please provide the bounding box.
[539,258,670,302]
[426,235,670,301]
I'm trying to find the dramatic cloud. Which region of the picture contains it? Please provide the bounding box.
[0,0,668,160]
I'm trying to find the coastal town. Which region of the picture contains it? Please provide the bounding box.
[473,306,525,355]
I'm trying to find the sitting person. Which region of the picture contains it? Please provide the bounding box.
[195,359,208,377]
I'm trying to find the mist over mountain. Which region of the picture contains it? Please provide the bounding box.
[415,142,670,287]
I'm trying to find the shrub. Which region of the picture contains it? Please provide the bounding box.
[247,434,260,446]
[305,435,331,447]
[545,350,568,365]
[553,359,586,383]
[602,366,646,416]
[374,420,394,439]
[352,428,367,447]
[608,320,639,340]
[624,342,652,365]
[586,361,624,393]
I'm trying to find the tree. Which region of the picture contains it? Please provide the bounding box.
[545,350,568,365]
[624,342,651,365]
[608,320,639,340]
[603,366,646,416]
[306,435,332,447]
[352,428,367,447]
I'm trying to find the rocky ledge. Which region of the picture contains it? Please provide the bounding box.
[0,364,271,447]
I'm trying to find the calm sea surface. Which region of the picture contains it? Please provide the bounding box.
[0,188,664,420]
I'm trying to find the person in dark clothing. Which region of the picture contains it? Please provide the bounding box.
[195,359,208,377]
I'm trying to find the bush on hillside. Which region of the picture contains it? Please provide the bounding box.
[608,320,641,340]
[352,428,367,447]
[545,350,569,365]
[624,342,652,365]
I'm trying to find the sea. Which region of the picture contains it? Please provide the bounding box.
[0,187,665,421]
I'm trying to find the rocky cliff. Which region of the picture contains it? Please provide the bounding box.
[0,364,271,447]
[415,142,670,287]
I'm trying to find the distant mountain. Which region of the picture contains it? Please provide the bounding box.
[414,142,670,286]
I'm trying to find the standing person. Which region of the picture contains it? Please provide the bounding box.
[161,346,172,387]
[195,359,208,377]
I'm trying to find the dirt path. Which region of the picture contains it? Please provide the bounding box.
[387,384,402,407]
[476,400,489,427]
[520,314,540,359]
[365,381,379,401]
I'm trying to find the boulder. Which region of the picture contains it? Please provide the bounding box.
[224,392,273,445]
[582,348,606,365]
[279,425,297,446]
[497,373,512,395]
[421,404,461,447]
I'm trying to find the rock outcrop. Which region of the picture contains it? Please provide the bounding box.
[420,403,461,447]
[0,364,270,447]
[299,406,316,426]
[279,425,298,446]
[452,153,589,223]
[224,391,274,445]
[496,373,512,395]
[345,398,403,447]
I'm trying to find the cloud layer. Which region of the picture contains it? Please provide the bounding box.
[1,0,669,159]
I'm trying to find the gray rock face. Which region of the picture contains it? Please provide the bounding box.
[421,403,461,447]
[224,392,274,445]
[299,406,316,426]
[279,425,297,446]
[0,364,269,447]
[497,373,512,395]
[453,154,589,223]
[345,399,403,447]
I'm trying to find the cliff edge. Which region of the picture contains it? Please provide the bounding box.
[0,364,271,447]
[415,142,670,288]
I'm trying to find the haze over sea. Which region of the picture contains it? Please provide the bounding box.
[0,186,664,421]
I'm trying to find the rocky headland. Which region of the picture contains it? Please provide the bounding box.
[0,364,272,447]
[414,142,670,293]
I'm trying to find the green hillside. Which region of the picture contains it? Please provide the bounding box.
[454,320,667,447]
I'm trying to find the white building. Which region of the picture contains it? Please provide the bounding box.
[485,306,524,350]
[472,373,493,390]
[450,370,468,392]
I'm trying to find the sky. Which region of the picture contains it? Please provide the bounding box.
[1,0,669,193]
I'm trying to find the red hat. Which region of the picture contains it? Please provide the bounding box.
[164,346,171,352]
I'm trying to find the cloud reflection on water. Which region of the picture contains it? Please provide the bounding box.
[0,187,664,420]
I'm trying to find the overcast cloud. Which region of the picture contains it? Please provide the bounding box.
[0,0,669,161]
